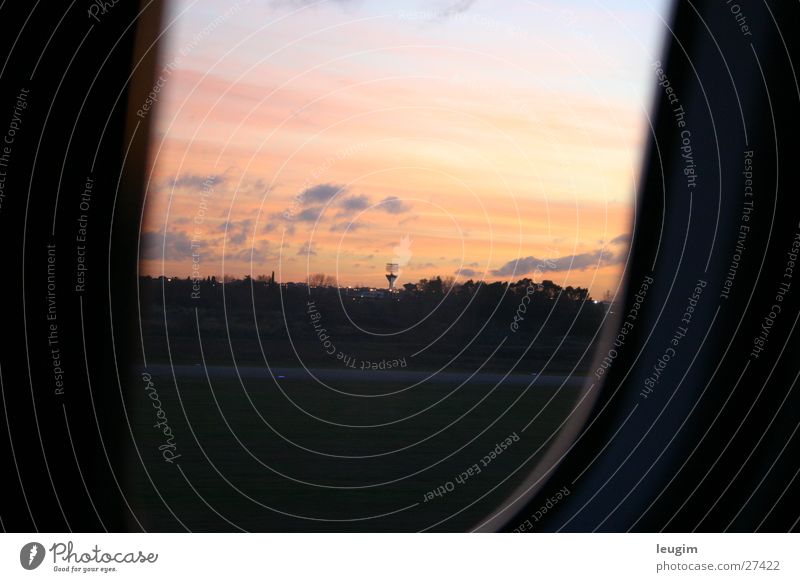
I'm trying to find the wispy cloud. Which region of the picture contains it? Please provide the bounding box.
[297,241,317,256]
[440,0,479,17]
[227,240,276,264]
[330,220,366,232]
[166,173,225,190]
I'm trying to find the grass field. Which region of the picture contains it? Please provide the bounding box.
[126,373,591,531]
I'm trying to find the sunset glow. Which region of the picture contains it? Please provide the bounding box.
[141,0,669,296]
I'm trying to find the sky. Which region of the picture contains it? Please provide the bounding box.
[141,0,671,295]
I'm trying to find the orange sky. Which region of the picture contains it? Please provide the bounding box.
[141,0,669,296]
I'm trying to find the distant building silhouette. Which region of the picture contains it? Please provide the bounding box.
[385,263,398,291]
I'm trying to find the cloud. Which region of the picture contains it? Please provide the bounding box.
[300,183,347,205]
[379,196,411,214]
[339,194,371,212]
[490,247,622,278]
[263,214,296,235]
[609,233,630,245]
[227,240,276,264]
[330,220,366,232]
[295,206,325,222]
[218,218,254,245]
[440,0,479,17]
[456,267,479,277]
[167,173,225,190]
[238,177,272,198]
[297,241,317,256]
[140,229,194,261]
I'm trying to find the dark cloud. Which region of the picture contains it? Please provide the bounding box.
[295,206,325,222]
[140,230,194,261]
[456,267,479,278]
[491,247,622,278]
[379,196,411,214]
[609,233,630,245]
[218,218,254,245]
[300,183,347,205]
[339,194,371,211]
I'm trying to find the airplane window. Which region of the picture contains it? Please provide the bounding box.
[135,0,672,531]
